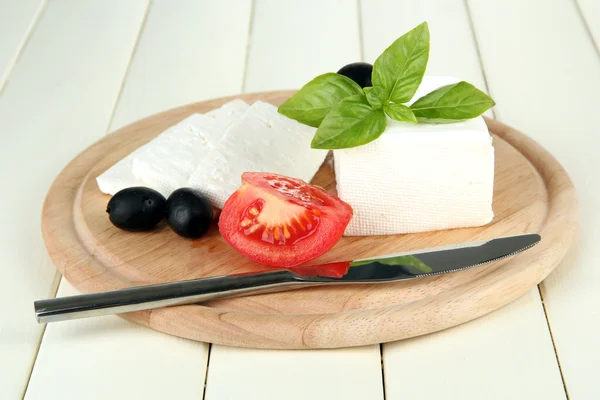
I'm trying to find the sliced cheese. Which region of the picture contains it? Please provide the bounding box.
[96,153,142,196]
[96,99,249,196]
[188,101,327,208]
[131,99,249,197]
[334,76,495,236]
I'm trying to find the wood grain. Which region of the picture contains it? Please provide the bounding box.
[26,280,209,400]
[383,291,566,400]
[363,1,565,398]
[0,0,148,398]
[0,0,44,89]
[26,2,256,398]
[577,0,600,51]
[468,0,598,397]
[41,91,577,349]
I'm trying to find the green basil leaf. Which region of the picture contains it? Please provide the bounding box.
[384,103,417,123]
[363,86,373,94]
[310,95,387,149]
[410,81,495,122]
[365,86,388,109]
[372,22,430,103]
[278,73,363,127]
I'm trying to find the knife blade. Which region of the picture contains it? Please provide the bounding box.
[34,233,540,323]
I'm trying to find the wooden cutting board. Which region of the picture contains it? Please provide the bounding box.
[41,91,578,349]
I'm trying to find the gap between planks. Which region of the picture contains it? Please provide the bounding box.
[573,0,600,59]
[537,286,570,399]
[379,343,387,400]
[0,1,53,397]
[21,271,61,400]
[0,0,47,96]
[240,0,256,93]
[356,0,365,62]
[463,0,569,397]
[462,0,494,114]
[199,2,256,392]
[202,344,212,399]
[21,1,153,396]
[104,0,153,134]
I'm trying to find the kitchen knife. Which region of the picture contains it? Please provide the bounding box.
[34,233,540,323]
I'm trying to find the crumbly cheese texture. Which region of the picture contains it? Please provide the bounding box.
[188,101,327,208]
[334,76,495,236]
[131,99,249,197]
[96,99,248,196]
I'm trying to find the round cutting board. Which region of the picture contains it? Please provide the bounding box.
[42,91,578,349]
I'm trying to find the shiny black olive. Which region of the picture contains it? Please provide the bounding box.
[106,187,166,231]
[337,62,373,88]
[166,188,213,238]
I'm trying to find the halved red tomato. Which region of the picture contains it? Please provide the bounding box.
[218,172,353,268]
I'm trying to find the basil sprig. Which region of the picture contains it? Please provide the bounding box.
[410,81,495,122]
[278,22,495,150]
[372,21,429,103]
[310,95,387,149]
[278,73,363,128]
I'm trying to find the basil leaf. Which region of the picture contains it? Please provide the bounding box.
[365,86,388,109]
[372,22,430,103]
[410,81,495,122]
[278,73,363,127]
[384,103,417,123]
[363,86,373,94]
[310,95,387,149]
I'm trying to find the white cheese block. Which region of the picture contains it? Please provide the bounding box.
[334,76,495,236]
[188,101,327,208]
[96,153,141,196]
[131,99,249,197]
[96,100,249,197]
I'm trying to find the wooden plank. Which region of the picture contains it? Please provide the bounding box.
[361,0,492,117]
[26,281,208,399]
[361,1,565,398]
[110,0,253,130]
[205,345,384,400]
[26,1,253,398]
[467,0,600,398]
[0,0,148,398]
[205,1,383,398]
[244,0,361,92]
[578,0,600,50]
[361,0,486,88]
[383,291,565,399]
[0,0,44,89]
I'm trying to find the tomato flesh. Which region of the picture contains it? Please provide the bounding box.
[219,172,353,268]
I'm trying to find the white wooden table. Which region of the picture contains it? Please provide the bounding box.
[0,0,598,398]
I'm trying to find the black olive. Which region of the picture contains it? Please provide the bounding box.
[106,187,166,231]
[166,188,213,238]
[337,62,373,88]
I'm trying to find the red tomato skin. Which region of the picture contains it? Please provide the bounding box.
[218,173,353,268]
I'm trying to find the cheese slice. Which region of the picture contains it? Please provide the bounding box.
[131,99,249,197]
[334,76,495,236]
[96,99,249,196]
[96,153,141,196]
[188,101,327,208]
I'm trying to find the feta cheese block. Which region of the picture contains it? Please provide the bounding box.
[96,99,249,197]
[334,76,495,236]
[96,153,142,195]
[131,99,249,197]
[188,101,327,208]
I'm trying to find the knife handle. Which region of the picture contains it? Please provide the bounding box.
[34,270,304,323]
